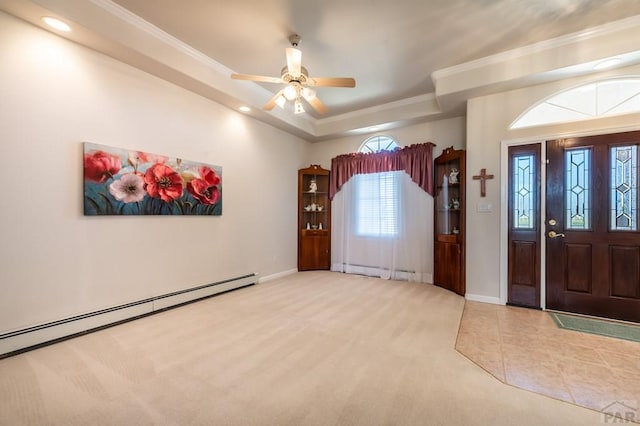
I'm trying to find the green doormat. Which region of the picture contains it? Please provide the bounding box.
[549,312,640,343]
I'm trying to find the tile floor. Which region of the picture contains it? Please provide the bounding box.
[456,301,640,422]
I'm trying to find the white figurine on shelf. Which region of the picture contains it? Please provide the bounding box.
[309,179,317,193]
[449,168,459,184]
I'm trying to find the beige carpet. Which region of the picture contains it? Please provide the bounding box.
[0,272,602,425]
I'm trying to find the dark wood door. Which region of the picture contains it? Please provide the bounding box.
[546,131,640,322]
[508,144,541,308]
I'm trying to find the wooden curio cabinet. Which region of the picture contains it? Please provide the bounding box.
[434,147,466,296]
[298,165,331,271]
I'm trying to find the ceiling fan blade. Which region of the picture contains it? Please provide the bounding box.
[304,94,328,115]
[231,73,283,84]
[263,89,285,111]
[286,47,302,77]
[307,77,356,88]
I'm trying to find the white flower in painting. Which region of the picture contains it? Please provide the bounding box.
[109,173,145,203]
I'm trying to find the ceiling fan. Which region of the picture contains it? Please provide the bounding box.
[231,35,356,115]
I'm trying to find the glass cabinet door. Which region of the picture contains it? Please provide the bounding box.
[433,146,466,296]
[300,173,329,231]
[435,158,461,237]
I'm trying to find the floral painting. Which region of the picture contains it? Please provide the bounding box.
[83,142,222,216]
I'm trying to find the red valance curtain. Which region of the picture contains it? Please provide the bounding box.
[329,142,435,200]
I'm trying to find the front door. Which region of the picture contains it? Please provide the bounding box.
[546,131,640,322]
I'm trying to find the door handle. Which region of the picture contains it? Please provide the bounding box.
[548,230,565,238]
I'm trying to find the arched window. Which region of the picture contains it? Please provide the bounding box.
[354,135,400,236]
[511,77,640,129]
[358,135,399,153]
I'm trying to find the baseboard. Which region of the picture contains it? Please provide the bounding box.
[0,274,257,358]
[465,293,502,305]
[259,269,297,283]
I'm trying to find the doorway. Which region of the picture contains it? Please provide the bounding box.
[545,130,640,323]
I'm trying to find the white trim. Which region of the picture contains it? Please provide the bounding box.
[90,0,235,75]
[316,93,439,125]
[432,14,640,82]
[539,142,547,310]
[259,269,297,283]
[500,123,640,147]
[499,141,509,305]
[465,293,501,305]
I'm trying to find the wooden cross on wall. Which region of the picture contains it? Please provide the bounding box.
[472,168,494,197]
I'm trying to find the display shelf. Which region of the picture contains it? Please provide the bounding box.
[298,165,331,270]
[434,146,466,296]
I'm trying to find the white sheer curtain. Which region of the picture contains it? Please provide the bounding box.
[331,171,434,283]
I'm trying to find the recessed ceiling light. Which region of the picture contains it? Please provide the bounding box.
[593,58,621,70]
[238,106,251,112]
[42,16,71,32]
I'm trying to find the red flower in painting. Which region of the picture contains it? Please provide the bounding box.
[143,163,183,202]
[84,150,122,183]
[187,167,221,205]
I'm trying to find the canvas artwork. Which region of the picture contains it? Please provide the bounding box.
[83,142,222,216]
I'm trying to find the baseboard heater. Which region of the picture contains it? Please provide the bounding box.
[0,273,257,358]
[331,263,415,277]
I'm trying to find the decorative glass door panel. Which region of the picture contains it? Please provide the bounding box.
[565,148,591,230]
[513,153,536,230]
[610,145,638,231]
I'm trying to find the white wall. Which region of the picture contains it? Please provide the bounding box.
[308,117,466,168]
[466,65,640,302]
[0,12,309,333]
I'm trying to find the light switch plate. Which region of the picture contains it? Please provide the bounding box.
[477,202,492,212]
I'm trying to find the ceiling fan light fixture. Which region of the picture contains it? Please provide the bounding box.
[283,84,298,101]
[275,95,287,109]
[301,87,316,100]
[230,34,355,116]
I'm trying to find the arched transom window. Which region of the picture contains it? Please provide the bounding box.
[511,77,640,129]
[359,135,399,153]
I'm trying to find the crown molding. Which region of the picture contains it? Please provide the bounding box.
[432,14,640,83]
[89,0,234,76]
